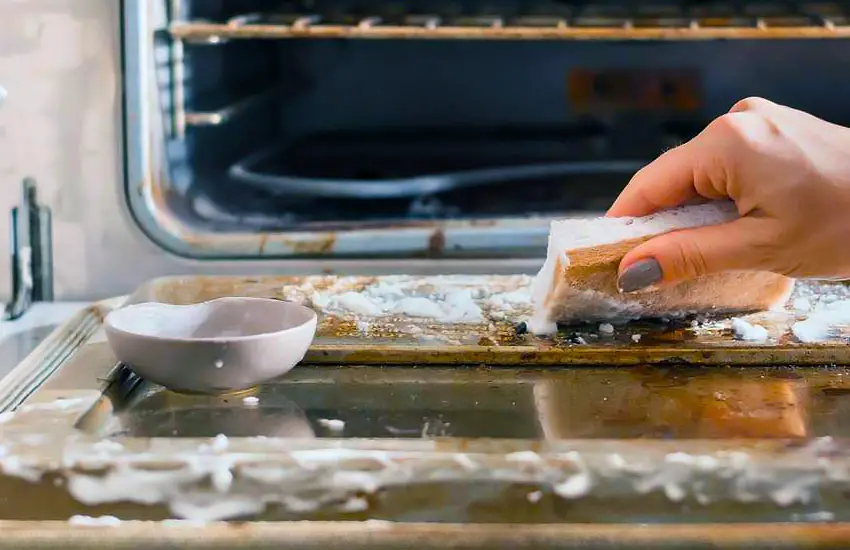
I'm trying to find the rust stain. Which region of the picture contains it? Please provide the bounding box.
[279,233,337,255]
[296,219,447,231]
[178,232,338,256]
[319,317,360,338]
[428,229,446,257]
[138,167,219,251]
[140,163,341,257]
[87,304,107,324]
[133,171,500,258]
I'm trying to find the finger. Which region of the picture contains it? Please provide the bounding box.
[617,218,770,291]
[607,135,727,218]
[606,146,698,218]
[730,96,846,138]
[728,96,779,114]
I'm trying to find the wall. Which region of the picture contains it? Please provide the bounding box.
[0,1,132,300]
[0,1,346,301]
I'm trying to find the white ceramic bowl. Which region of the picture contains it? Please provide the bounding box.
[104,297,317,394]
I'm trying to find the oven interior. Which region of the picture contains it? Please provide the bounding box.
[140,1,850,256]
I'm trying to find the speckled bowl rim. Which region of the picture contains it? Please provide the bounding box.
[104,297,318,344]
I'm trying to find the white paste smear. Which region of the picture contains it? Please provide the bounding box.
[731,318,769,342]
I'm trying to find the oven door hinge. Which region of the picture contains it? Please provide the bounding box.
[4,178,53,321]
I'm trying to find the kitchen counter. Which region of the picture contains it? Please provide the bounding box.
[0,303,90,381]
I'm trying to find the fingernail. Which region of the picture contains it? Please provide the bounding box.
[618,258,663,293]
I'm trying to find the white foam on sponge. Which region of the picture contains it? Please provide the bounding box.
[548,201,737,255]
[731,318,769,342]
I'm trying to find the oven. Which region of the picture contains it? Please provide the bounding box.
[5,1,850,304]
[5,4,850,543]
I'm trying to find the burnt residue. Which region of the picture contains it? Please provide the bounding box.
[279,233,337,254]
[129,275,850,367]
[633,324,700,345]
[656,356,694,366]
[635,366,696,389]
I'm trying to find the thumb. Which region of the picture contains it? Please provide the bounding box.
[617,218,771,292]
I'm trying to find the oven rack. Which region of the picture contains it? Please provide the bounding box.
[170,4,850,42]
[184,88,278,127]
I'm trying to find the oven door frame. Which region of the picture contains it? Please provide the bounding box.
[121,0,558,261]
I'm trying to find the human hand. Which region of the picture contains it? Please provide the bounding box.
[609,97,850,293]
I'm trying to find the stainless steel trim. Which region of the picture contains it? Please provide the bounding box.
[0,299,112,412]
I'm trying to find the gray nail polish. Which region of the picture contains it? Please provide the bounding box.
[618,258,663,293]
